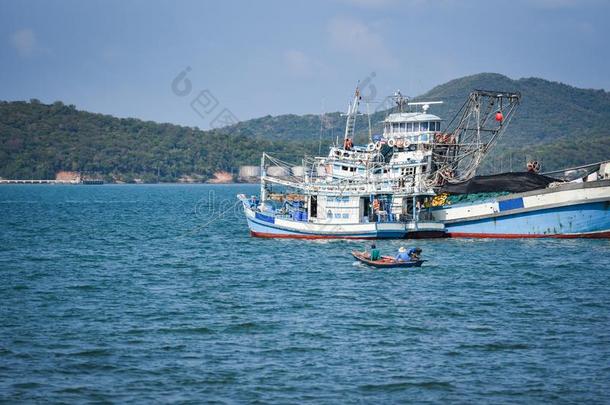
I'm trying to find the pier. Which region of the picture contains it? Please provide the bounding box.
[0,179,81,184]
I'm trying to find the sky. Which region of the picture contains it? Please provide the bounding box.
[1,0,609,129]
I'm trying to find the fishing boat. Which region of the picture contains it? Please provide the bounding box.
[431,162,610,238]
[237,88,449,239]
[351,251,425,268]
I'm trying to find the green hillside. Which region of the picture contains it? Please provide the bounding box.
[0,100,319,182]
[415,73,610,171]
[1,73,609,182]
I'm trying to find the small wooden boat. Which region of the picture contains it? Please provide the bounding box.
[351,251,425,268]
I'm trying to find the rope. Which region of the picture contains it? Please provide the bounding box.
[181,199,242,237]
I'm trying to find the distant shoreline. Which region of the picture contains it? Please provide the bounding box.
[0,181,259,185]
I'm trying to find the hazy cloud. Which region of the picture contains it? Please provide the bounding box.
[327,16,397,69]
[336,0,396,8]
[524,0,600,8]
[10,29,37,56]
[283,49,324,77]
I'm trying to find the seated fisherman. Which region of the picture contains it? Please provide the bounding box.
[395,246,410,262]
[370,244,380,261]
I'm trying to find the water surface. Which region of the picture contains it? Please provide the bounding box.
[1,184,609,403]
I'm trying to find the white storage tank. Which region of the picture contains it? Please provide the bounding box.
[291,166,305,177]
[266,166,290,177]
[238,166,261,178]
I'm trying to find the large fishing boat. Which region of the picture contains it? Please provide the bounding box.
[237,88,449,239]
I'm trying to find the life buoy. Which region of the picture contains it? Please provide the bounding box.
[387,138,396,147]
[403,142,411,149]
[527,161,541,173]
[367,143,375,152]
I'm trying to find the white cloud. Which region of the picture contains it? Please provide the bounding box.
[327,16,397,69]
[283,49,323,77]
[10,29,37,57]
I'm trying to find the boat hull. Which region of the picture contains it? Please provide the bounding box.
[246,215,445,239]
[351,251,425,268]
[433,180,610,238]
[241,199,446,240]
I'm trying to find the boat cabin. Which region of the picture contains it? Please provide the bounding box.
[383,112,442,145]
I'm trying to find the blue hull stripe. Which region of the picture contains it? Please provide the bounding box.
[247,216,404,238]
[254,212,275,224]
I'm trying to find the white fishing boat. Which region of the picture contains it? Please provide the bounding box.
[237,88,447,239]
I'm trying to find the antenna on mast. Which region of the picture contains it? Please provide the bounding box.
[319,98,325,155]
[393,90,408,113]
[366,102,372,142]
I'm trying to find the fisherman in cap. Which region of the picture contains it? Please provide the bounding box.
[395,246,422,261]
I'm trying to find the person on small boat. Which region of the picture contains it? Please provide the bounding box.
[370,244,380,261]
[395,246,410,262]
[395,247,422,261]
[408,247,422,260]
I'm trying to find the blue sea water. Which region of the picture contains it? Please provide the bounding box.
[1,184,609,403]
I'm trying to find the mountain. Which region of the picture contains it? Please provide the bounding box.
[416,73,610,171]
[222,72,610,172]
[1,73,609,182]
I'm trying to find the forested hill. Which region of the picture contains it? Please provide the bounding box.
[0,100,320,182]
[416,73,610,171]
[1,73,609,182]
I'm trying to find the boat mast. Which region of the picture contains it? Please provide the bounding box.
[260,153,267,203]
[343,86,361,147]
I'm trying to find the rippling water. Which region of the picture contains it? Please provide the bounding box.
[1,184,609,403]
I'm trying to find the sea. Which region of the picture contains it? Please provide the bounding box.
[1,184,609,403]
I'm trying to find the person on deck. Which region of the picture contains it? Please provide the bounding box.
[343,138,353,151]
[372,198,381,221]
[370,244,380,261]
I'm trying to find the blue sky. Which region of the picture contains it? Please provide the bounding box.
[1,0,609,128]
